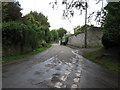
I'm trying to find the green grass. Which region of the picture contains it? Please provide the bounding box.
[83,48,120,72]
[2,44,52,63]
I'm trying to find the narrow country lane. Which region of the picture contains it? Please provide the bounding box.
[2,44,118,88]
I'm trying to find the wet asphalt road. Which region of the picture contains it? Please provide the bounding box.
[2,44,119,88]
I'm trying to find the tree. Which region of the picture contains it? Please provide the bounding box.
[101,2,120,48]
[57,28,67,39]
[74,24,94,35]
[2,21,38,55]
[2,2,53,57]
[22,11,51,43]
[22,11,50,27]
[50,30,59,41]
[29,11,50,27]
[2,2,22,22]
[21,13,36,25]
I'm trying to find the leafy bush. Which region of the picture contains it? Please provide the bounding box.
[50,30,59,41]
[64,34,73,45]
[2,2,53,57]
[2,21,39,56]
[102,35,116,49]
[101,2,120,49]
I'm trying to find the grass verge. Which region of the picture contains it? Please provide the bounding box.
[83,48,120,72]
[2,44,52,63]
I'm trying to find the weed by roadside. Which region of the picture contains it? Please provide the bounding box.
[2,44,52,63]
[83,48,120,72]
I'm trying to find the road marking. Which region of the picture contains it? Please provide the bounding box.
[72,60,76,64]
[68,69,72,72]
[71,84,78,88]
[76,73,81,77]
[65,71,71,75]
[54,82,63,88]
[60,71,70,81]
[73,78,80,83]
[60,75,67,81]
[53,51,83,88]
[72,50,83,61]
[77,70,81,73]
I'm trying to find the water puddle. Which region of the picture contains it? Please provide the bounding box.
[28,50,83,88]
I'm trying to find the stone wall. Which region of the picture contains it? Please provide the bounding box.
[2,45,33,57]
[68,27,103,47]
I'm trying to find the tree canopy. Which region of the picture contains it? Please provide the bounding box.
[101,2,120,48]
[73,24,94,35]
[57,28,67,39]
[2,1,59,57]
[50,30,59,41]
[2,2,22,22]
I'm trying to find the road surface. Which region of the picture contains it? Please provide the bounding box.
[2,44,119,88]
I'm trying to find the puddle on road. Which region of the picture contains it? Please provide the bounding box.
[55,67,61,70]
[34,71,44,75]
[51,73,61,83]
[45,64,52,67]
[28,50,83,88]
[51,76,61,83]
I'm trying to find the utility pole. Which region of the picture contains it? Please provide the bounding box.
[84,2,88,48]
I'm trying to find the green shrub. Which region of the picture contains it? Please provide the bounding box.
[2,21,39,57]
[64,34,73,45]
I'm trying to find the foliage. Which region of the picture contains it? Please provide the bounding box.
[101,2,120,48]
[22,11,50,27]
[2,2,22,22]
[3,44,51,62]
[61,0,88,19]
[74,24,94,35]
[30,11,50,27]
[64,34,73,45]
[83,48,120,72]
[2,1,69,58]
[22,11,51,43]
[57,28,67,39]
[50,0,106,26]
[50,30,59,41]
[74,25,84,35]
[2,21,38,52]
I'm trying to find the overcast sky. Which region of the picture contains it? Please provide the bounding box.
[17,0,108,33]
